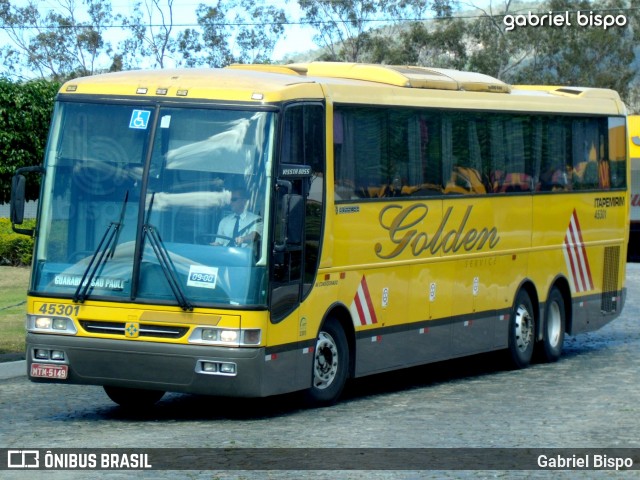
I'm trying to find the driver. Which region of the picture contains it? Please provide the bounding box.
[212,187,262,246]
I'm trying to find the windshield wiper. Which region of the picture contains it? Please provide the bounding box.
[73,191,128,303]
[142,193,193,311]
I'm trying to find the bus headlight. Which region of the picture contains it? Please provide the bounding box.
[189,327,261,346]
[219,330,238,343]
[35,317,52,329]
[27,315,77,335]
[52,318,68,330]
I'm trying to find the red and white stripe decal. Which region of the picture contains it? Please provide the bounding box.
[350,276,378,326]
[563,209,594,293]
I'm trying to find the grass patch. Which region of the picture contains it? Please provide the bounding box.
[0,266,30,355]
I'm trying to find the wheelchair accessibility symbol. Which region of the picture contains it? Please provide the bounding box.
[129,110,151,129]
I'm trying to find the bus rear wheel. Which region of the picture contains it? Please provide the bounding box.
[103,386,165,409]
[304,318,349,406]
[536,287,565,363]
[507,290,535,369]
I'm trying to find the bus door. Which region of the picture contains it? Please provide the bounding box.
[268,103,326,389]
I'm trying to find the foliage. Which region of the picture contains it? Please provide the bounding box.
[465,2,538,80]
[297,0,451,62]
[508,0,638,98]
[367,17,469,68]
[0,0,288,75]
[0,78,59,204]
[300,0,639,107]
[0,218,34,266]
[233,0,287,65]
[180,0,287,67]
[0,0,118,81]
[118,0,182,69]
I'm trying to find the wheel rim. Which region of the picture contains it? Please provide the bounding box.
[313,331,339,390]
[514,304,533,352]
[546,301,562,347]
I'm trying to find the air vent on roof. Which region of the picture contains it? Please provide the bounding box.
[555,88,583,95]
[229,62,511,93]
[302,62,510,93]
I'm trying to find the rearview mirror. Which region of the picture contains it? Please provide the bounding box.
[10,166,44,236]
[10,174,26,226]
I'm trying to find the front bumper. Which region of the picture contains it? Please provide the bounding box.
[26,333,270,397]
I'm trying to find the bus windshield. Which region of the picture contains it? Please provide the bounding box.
[32,101,274,308]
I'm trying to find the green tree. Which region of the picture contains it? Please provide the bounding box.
[184,1,234,67]
[0,0,118,81]
[0,79,59,203]
[234,0,287,64]
[509,0,638,98]
[184,0,288,67]
[298,0,451,62]
[368,17,468,68]
[356,0,638,106]
[0,0,289,76]
[117,0,177,70]
[465,0,537,80]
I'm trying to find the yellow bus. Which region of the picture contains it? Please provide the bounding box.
[628,114,640,260]
[11,63,629,407]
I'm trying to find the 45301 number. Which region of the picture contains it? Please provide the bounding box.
[37,303,80,317]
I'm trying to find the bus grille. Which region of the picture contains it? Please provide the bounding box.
[79,321,189,339]
[601,246,620,314]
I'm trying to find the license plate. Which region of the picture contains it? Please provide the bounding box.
[30,363,68,379]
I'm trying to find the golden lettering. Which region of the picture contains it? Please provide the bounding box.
[375,204,500,259]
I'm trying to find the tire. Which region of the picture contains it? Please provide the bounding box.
[507,289,535,369]
[536,288,566,363]
[304,318,349,406]
[103,386,165,409]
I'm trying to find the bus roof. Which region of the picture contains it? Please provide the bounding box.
[59,67,325,103]
[60,62,626,115]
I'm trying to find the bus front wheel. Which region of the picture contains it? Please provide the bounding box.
[103,386,165,409]
[507,290,535,369]
[305,318,349,406]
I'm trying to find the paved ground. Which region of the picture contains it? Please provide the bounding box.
[1,264,640,479]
